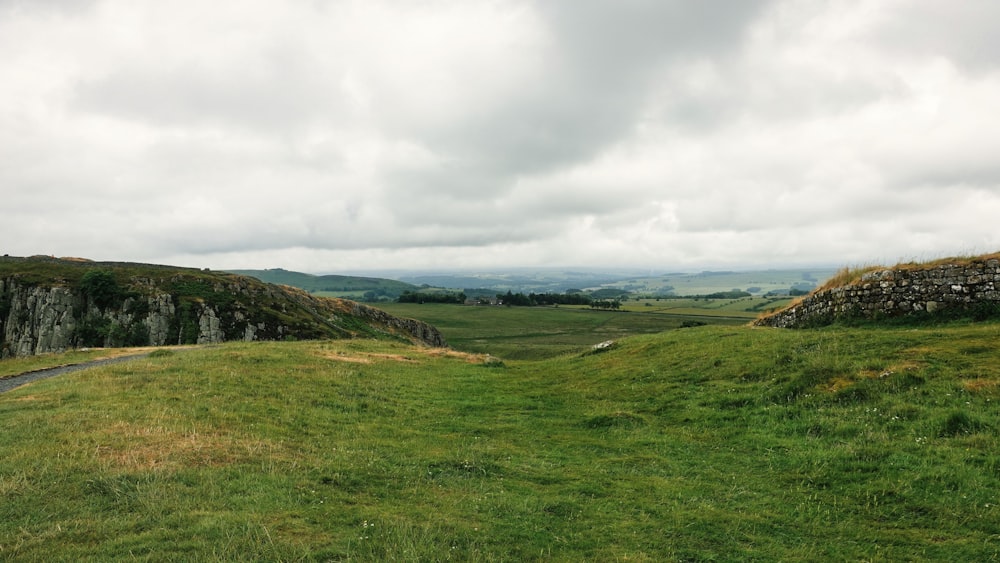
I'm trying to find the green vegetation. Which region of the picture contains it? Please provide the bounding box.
[2,321,999,560]
[78,269,126,309]
[224,266,838,304]
[618,296,793,319]
[1,256,435,349]
[229,268,418,302]
[0,349,138,379]
[393,268,838,297]
[1,256,205,288]
[398,290,466,304]
[374,302,747,360]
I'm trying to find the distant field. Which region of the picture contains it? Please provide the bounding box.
[286,266,839,296]
[229,266,836,301]
[374,302,753,360]
[621,296,794,317]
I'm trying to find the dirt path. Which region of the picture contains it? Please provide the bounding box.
[0,353,152,394]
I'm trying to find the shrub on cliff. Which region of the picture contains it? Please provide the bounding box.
[79,269,124,310]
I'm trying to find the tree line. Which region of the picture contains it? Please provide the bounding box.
[495,290,621,309]
[397,290,467,304]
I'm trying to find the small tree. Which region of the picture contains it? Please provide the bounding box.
[79,269,122,310]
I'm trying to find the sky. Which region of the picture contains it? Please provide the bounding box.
[3,0,1000,274]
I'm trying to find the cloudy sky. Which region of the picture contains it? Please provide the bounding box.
[3,1,1000,273]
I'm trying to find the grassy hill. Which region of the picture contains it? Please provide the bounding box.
[394,268,838,297]
[2,320,998,560]
[0,256,444,355]
[229,268,418,300]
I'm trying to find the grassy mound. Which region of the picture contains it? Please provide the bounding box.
[1,323,998,560]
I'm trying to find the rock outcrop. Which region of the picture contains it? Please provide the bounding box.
[754,256,1000,328]
[0,256,445,357]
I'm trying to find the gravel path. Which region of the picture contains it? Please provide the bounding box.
[0,353,151,394]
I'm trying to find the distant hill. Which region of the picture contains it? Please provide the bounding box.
[0,256,444,357]
[229,269,418,301]
[393,268,838,297]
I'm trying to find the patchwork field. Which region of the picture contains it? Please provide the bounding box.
[2,319,999,560]
[372,302,760,360]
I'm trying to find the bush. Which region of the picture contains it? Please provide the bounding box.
[79,270,123,310]
[75,315,112,347]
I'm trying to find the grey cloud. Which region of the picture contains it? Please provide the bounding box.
[538,0,770,63]
[73,48,343,134]
[5,1,1000,270]
[0,0,97,15]
[871,0,1000,71]
[380,1,772,213]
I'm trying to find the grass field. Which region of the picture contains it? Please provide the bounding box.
[620,296,793,317]
[371,302,754,360]
[2,320,999,560]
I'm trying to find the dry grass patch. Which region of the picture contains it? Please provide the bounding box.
[813,264,885,293]
[962,379,1000,394]
[316,351,417,364]
[316,346,488,365]
[812,252,1000,294]
[95,421,284,471]
[319,352,372,364]
[423,348,492,363]
[11,395,42,402]
[824,361,925,393]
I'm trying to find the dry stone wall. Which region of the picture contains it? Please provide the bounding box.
[754,258,1000,328]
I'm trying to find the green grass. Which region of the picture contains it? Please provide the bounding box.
[228,268,417,299]
[2,321,999,560]
[0,348,146,379]
[620,296,793,318]
[373,303,748,360]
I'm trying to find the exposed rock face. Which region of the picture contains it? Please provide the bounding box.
[144,293,176,346]
[755,258,1000,328]
[0,256,445,357]
[2,284,79,357]
[348,301,448,347]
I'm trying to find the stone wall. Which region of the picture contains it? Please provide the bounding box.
[754,258,1000,328]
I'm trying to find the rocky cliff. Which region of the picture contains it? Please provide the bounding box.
[0,256,445,357]
[754,255,1000,328]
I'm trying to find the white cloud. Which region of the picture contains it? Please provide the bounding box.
[3,0,1000,272]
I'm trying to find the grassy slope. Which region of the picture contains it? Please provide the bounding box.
[229,269,417,296]
[1,323,999,561]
